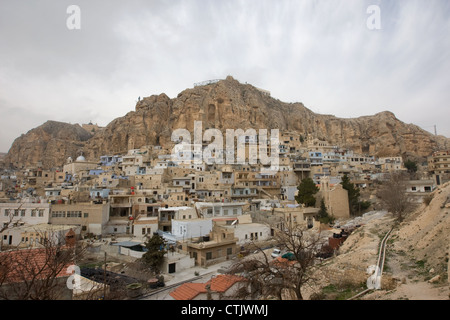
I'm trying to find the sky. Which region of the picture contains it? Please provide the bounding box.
[0,0,449,153]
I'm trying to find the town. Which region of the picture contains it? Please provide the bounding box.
[0,130,448,300]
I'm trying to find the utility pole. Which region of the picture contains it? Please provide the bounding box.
[434,125,437,136]
[103,251,107,299]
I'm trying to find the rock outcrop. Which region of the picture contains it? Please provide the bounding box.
[5,120,93,169]
[4,76,450,168]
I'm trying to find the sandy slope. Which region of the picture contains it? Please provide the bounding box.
[311,183,450,300]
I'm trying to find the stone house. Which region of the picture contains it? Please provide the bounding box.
[50,202,109,236]
[183,224,238,267]
[169,274,245,300]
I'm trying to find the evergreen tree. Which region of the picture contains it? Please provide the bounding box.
[141,234,167,274]
[318,198,334,224]
[404,159,418,173]
[340,174,361,215]
[295,178,319,207]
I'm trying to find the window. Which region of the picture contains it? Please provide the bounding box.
[20,210,26,217]
[38,210,44,217]
[84,212,89,218]
[206,252,212,260]
[227,248,232,255]
[4,209,9,217]
[14,210,19,216]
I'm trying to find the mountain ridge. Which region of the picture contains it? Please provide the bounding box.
[4,76,449,169]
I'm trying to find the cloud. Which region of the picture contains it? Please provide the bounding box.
[0,0,449,152]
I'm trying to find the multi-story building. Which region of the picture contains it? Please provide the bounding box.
[50,202,109,236]
[0,201,51,246]
[428,150,450,185]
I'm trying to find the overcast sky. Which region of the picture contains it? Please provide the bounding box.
[0,0,449,152]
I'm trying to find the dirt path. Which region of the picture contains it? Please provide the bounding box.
[313,209,449,301]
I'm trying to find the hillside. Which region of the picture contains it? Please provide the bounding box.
[312,183,450,300]
[4,76,450,168]
[5,120,93,169]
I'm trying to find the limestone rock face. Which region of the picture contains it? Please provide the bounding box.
[5,76,450,168]
[5,120,92,168]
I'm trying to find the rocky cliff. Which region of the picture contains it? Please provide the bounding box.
[5,120,93,169]
[5,76,449,168]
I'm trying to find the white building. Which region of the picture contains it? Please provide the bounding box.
[132,216,159,240]
[171,218,213,240]
[0,202,51,232]
[225,222,271,245]
[194,202,246,218]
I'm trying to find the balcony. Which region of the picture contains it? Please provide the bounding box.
[293,163,311,172]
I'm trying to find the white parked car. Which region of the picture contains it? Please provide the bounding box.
[271,248,282,258]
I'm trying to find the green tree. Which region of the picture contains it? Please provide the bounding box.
[340,174,370,216]
[317,198,334,224]
[295,178,319,207]
[404,159,418,174]
[141,234,167,274]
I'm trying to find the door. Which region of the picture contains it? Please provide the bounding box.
[168,263,176,274]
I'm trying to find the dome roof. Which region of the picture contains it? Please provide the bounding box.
[76,155,86,162]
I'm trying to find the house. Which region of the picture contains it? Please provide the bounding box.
[195,202,246,218]
[132,215,158,240]
[405,179,436,203]
[0,247,74,299]
[169,274,245,300]
[162,251,195,275]
[182,224,238,267]
[50,202,109,236]
[0,202,51,246]
[1,223,80,248]
[158,206,198,232]
[224,222,271,245]
[271,206,320,230]
[171,218,213,240]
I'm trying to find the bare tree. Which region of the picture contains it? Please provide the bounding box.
[227,221,325,300]
[377,173,414,222]
[0,231,88,300]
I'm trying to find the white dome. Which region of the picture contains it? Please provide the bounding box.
[76,155,86,162]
